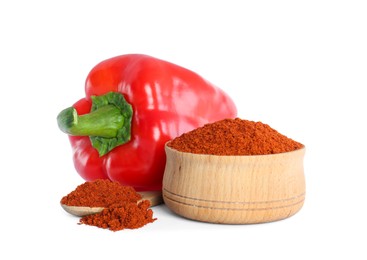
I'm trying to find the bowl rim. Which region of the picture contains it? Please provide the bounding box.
[164,140,305,158]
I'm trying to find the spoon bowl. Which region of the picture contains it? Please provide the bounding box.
[61,190,163,217]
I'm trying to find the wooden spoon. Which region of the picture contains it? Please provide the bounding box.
[61,190,163,217]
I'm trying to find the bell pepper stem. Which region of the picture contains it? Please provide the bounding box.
[57,105,124,138]
[57,92,133,156]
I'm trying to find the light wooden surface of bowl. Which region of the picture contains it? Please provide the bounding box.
[163,144,305,224]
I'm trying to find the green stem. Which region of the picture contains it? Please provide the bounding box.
[57,92,133,156]
[57,105,124,138]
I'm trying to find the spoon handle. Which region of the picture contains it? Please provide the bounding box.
[139,190,163,207]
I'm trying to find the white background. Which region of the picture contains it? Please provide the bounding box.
[1,0,366,259]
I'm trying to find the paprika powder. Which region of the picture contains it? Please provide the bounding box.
[80,200,154,231]
[61,179,156,231]
[168,118,303,155]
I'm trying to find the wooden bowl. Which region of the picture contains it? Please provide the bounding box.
[162,143,306,224]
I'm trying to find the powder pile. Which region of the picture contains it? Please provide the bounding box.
[79,200,154,231]
[61,179,156,231]
[168,118,303,155]
[61,179,141,207]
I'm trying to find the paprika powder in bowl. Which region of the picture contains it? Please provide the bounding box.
[162,118,305,224]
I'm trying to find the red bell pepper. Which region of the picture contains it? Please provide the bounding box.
[57,54,237,191]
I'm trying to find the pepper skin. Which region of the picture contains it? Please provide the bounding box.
[57,54,237,191]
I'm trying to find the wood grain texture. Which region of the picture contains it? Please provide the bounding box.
[163,144,306,224]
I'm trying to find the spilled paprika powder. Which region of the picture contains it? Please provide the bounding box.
[61,179,156,231]
[168,118,303,155]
